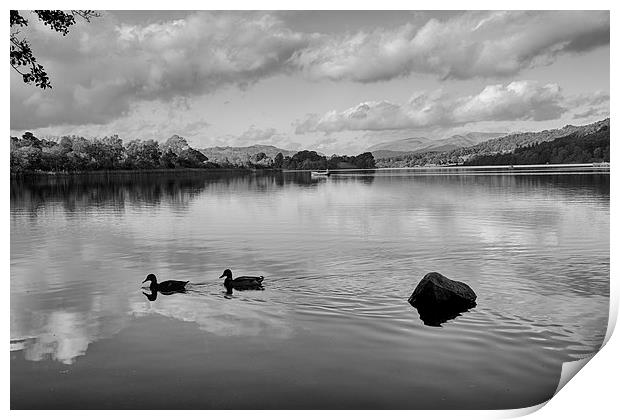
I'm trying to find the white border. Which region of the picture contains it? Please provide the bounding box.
[3,1,617,419]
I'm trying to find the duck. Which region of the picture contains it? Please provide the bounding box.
[219,269,264,294]
[142,274,189,294]
[142,290,158,301]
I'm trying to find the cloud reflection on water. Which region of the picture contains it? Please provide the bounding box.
[10,171,609,369]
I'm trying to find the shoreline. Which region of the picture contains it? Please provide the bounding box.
[10,167,281,177]
[305,162,610,172]
[364,162,610,171]
[10,162,610,177]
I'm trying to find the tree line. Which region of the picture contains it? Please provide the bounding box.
[464,126,610,166]
[10,133,214,173]
[10,132,376,173]
[376,118,610,168]
[273,150,375,170]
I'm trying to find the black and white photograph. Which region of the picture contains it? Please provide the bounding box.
[8,3,613,412]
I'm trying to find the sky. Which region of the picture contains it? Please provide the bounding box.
[10,10,610,154]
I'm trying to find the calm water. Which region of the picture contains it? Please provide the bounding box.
[10,169,609,409]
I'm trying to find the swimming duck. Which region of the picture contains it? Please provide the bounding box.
[219,269,264,293]
[142,274,189,293]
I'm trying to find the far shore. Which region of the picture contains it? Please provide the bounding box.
[307,162,610,172]
[367,162,610,171]
[10,162,610,177]
[10,167,280,177]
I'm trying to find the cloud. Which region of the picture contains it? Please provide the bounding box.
[11,11,609,130]
[572,108,606,120]
[206,126,289,148]
[12,97,213,143]
[452,81,567,122]
[237,126,279,143]
[307,137,339,152]
[11,11,313,129]
[568,91,610,121]
[293,11,609,82]
[295,81,571,133]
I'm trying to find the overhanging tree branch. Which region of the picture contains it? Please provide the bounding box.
[10,10,101,89]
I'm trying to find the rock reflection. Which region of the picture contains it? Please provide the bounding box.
[411,303,477,327]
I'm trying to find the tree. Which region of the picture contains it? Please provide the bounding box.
[162,135,190,155]
[352,152,376,169]
[254,152,267,162]
[177,148,208,167]
[273,152,284,169]
[13,131,41,148]
[161,149,179,169]
[125,139,162,169]
[10,10,100,89]
[88,136,124,169]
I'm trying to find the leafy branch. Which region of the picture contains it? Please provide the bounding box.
[10,10,100,89]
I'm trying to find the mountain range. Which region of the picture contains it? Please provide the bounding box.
[369,132,506,159]
[199,144,295,164]
[375,118,610,167]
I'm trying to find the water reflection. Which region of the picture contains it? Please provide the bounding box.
[10,169,609,408]
[10,171,327,215]
[142,289,188,301]
[130,291,294,339]
[11,306,128,365]
[411,303,477,327]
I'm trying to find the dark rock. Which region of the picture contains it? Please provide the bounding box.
[408,272,477,326]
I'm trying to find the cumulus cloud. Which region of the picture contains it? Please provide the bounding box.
[563,90,610,121]
[237,126,279,143]
[207,126,289,148]
[307,137,339,152]
[573,108,607,120]
[295,81,571,133]
[13,97,213,143]
[11,11,313,129]
[293,10,609,82]
[11,11,609,130]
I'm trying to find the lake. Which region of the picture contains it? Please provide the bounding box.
[10,168,610,409]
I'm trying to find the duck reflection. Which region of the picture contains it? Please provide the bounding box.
[142,289,187,302]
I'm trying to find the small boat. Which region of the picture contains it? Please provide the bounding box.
[311,169,331,177]
[219,269,264,294]
[142,274,189,293]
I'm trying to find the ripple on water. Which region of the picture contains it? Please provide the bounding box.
[10,171,609,409]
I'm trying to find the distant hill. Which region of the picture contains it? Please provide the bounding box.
[371,149,415,159]
[199,144,296,165]
[412,132,507,153]
[369,132,505,159]
[370,136,431,153]
[454,118,609,159]
[376,118,610,167]
[465,123,609,166]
